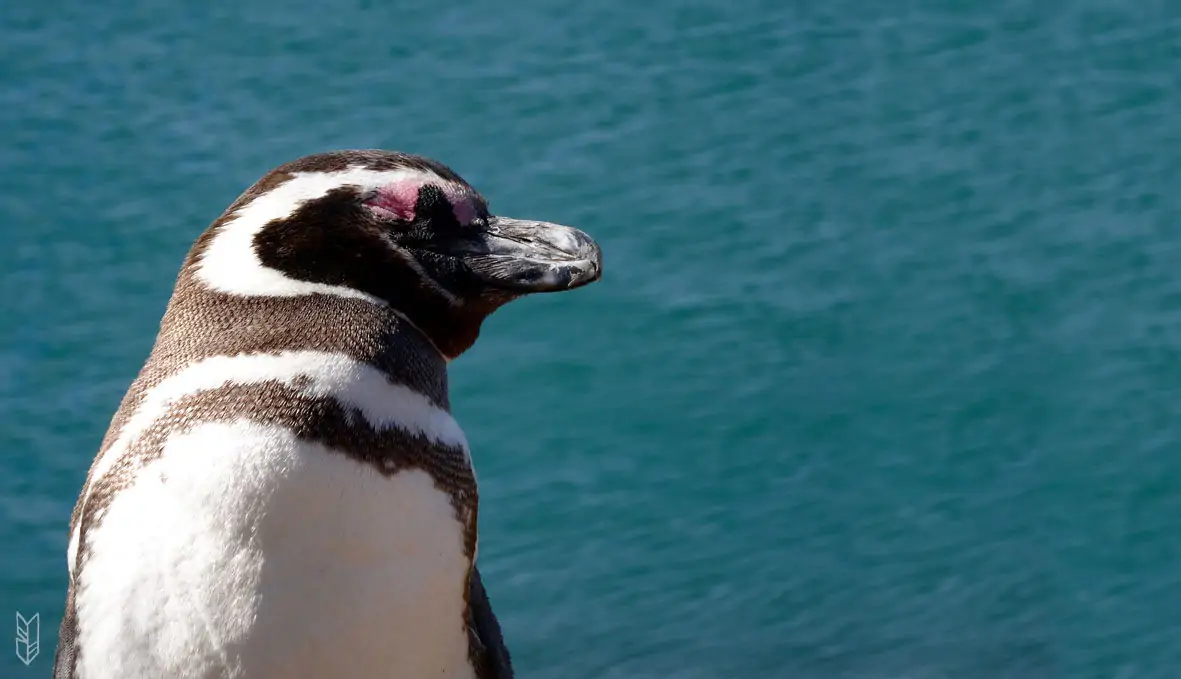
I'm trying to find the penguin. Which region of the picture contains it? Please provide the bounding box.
[53,150,603,679]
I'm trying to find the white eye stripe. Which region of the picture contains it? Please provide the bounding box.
[197,166,444,302]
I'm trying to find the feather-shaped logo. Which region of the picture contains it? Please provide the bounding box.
[15,612,39,666]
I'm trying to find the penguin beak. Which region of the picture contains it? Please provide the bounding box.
[458,216,603,293]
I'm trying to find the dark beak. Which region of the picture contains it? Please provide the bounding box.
[459,216,603,293]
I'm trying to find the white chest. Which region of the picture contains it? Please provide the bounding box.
[75,419,476,679]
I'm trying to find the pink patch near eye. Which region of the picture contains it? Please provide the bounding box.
[365,181,420,221]
[366,179,479,225]
[450,197,476,226]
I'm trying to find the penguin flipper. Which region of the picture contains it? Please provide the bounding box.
[468,565,513,679]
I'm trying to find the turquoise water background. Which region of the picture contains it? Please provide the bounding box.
[4,2,1181,677]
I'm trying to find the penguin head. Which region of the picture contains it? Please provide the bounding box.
[193,150,602,358]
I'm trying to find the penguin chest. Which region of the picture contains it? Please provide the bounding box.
[76,419,476,679]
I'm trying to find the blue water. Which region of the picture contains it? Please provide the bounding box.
[5,2,1181,677]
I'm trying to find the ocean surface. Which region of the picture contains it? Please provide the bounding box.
[3,2,1181,677]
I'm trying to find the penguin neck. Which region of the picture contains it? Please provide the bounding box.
[370,303,454,411]
[157,282,454,412]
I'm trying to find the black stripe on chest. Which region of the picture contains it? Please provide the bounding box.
[70,290,449,546]
[79,379,479,567]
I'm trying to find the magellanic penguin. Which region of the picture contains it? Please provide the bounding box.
[53,150,603,679]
